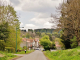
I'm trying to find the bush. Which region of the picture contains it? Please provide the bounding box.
[40,35,51,50]
[0,40,5,51]
[5,47,15,53]
[54,38,65,50]
[23,46,27,50]
[50,41,55,49]
[70,36,78,48]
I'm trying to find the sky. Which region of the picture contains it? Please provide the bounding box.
[5,0,63,30]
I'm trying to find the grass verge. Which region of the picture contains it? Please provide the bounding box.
[16,50,34,54]
[44,47,80,60]
[0,51,17,60]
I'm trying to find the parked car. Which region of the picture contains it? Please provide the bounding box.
[43,49,45,51]
[34,48,40,50]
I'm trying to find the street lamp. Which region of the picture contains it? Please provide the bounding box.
[16,27,24,53]
[26,38,28,50]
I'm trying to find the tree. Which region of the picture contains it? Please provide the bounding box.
[0,1,21,51]
[52,32,60,38]
[46,33,53,41]
[51,0,80,47]
[0,22,9,42]
[70,36,78,48]
[54,38,65,49]
[26,33,30,38]
[40,35,51,50]
[0,40,5,51]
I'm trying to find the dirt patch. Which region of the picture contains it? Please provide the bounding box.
[0,54,5,57]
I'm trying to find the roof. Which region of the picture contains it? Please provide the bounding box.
[35,38,39,41]
[22,38,26,41]
[22,38,39,42]
[27,39,34,43]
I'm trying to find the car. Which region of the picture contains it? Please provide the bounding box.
[34,48,40,50]
[43,49,45,51]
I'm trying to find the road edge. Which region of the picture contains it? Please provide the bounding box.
[11,50,35,60]
[42,51,50,60]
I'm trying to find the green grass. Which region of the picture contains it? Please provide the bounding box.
[0,51,17,60]
[16,50,34,54]
[44,47,80,60]
[0,50,34,60]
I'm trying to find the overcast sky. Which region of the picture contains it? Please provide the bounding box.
[6,0,63,30]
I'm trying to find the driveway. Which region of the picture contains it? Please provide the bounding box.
[16,50,47,60]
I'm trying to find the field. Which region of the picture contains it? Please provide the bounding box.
[44,47,80,60]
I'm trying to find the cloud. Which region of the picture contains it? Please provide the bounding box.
[8,0,62,29]
[30,13,51,24]
[30,12,58,29]
[20,22,23,26]
[9,0,62,12]
[24,24,39,30]
[30,17,51,24]
[21,0,62,12]
[43,22,53,28]
[9,0,20,5]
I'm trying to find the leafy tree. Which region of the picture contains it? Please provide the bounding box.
[0,22,9,42]
[51,0,80,47]
[54,38,65,49]
[59,0,80,46]
[70,36,78,48]
[41,33,46,37]
[52,32,60,38]
[0,40,5,51]
[0,1,21,51]
[46,33,53,41]
[26,33,30,38]
[50,41,55,49]
[36,32,41,37]
[40,35,51,50]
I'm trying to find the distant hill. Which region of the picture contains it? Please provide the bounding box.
[28,28,55,34]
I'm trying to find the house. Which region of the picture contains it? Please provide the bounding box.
[20,38,27,48]
[34,38,40,48]
[20,38,40,50]
[55,41,61,50]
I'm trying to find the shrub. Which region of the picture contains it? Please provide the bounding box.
[23,46,27,50]
[54,38,65,50]
[5,47,15,53]
[40,35,51,50]
[70,36,78,48]
[50,41,55,49]
[0,40,5,51]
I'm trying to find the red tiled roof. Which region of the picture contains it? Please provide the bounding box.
[27,39,34,43]
[22,38,39,42]
[22,38,26,41]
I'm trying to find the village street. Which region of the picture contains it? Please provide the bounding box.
[16,50,47,60]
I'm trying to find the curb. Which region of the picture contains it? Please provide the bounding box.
[11,56,22,60]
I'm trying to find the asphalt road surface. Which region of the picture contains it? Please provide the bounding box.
[16,50,47,60]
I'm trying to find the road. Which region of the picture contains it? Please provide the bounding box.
[16,50,47,60]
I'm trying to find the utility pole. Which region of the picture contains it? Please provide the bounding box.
[16,27,24,53]
[16,27,17,53]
